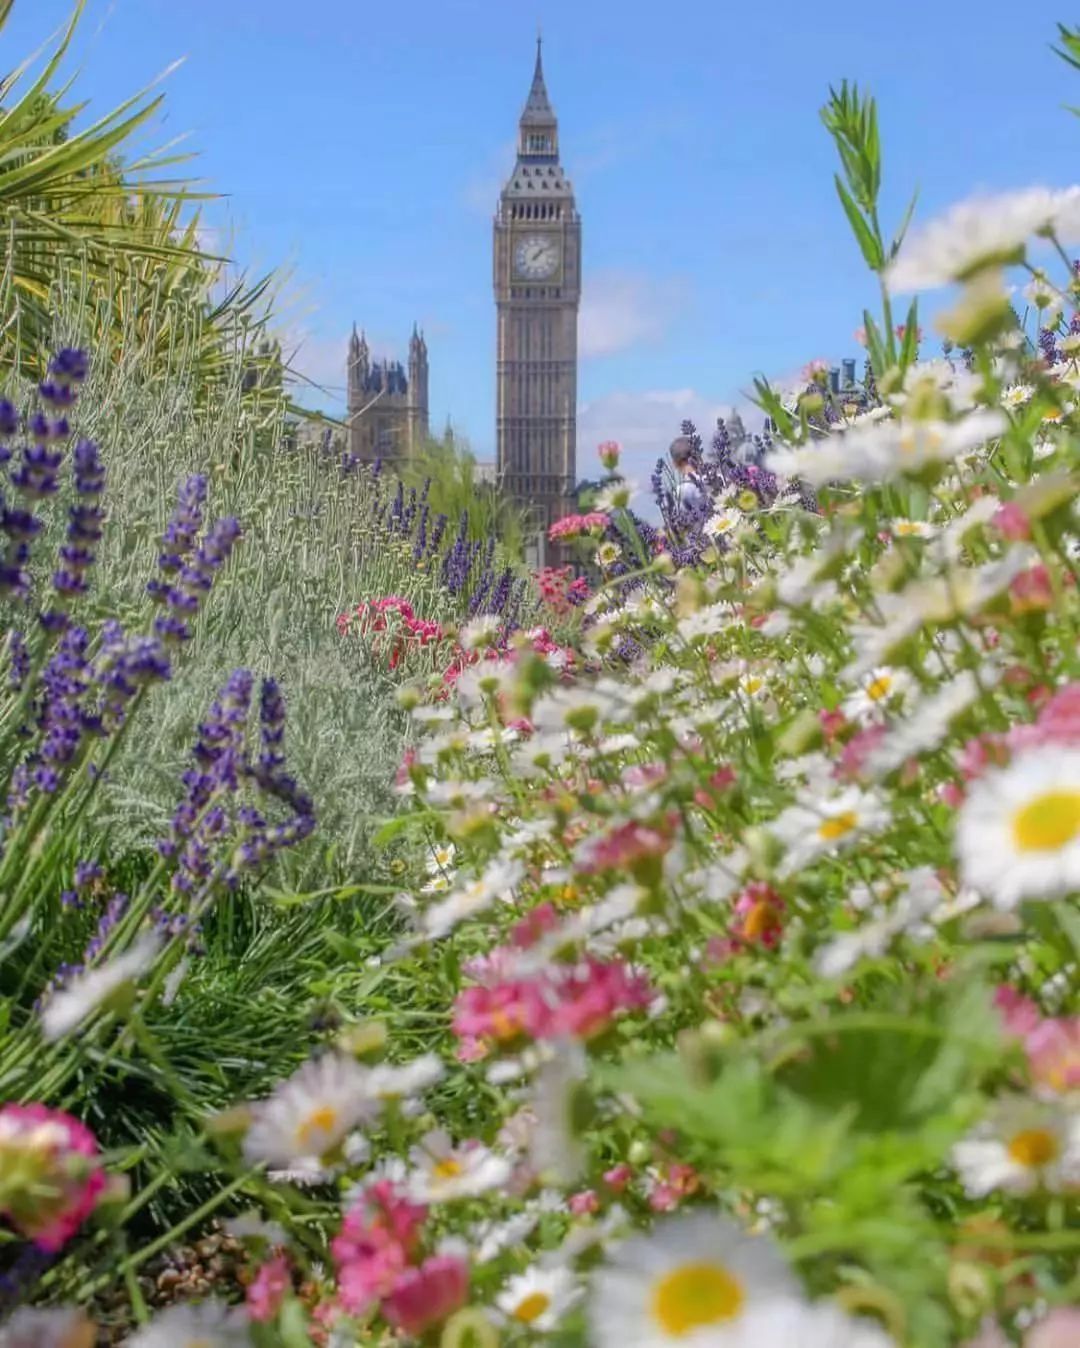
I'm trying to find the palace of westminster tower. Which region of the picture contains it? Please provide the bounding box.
[347,41,581,542]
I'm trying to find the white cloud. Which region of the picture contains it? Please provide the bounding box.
[577,387,738,512]
[578,270,687,359]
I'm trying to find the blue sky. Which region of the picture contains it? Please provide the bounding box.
[8,0,1080,483]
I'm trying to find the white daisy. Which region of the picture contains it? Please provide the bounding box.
[862,669,990,778]
[597,540,622,568]
[470,1210,539,1264]
[842,667,913,721]
[771,788,889,876]
[952,1098,1080,1196]
[406,1129,513,1203]
[1023,272,1065,320]
[242,1053,380,1168]
[956,747,1080,908]
[885,186,1080,293]
[767,411,1006,487]
[704,508,741,539]
[426,841,457,875]
[459,614,502,651]
[587,1212,799,1347]
[421,857,525,940]
[1002,382,1036,408]
[363,1053,444,1101]
[735,1298,898,1346]
[40,934,161,1042]
[125,1300,252,1347]
[889,518,936,539]
[594,479,638,511]
[496,1264,583,1331]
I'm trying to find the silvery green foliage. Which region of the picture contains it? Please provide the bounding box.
[18,296,415,886]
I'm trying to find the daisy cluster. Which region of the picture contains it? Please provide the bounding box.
[193,181,1080,1347]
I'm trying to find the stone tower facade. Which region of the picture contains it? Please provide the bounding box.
[347,324,429,463]
[494,39,581,542]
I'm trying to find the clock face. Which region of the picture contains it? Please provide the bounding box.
[514,233,560,280]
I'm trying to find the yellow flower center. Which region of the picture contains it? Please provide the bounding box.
[1011,790,1080,853]
[1007,1128,1059,1168]
[895,521,921,535]
[652,1261,745,1335]
[513,1292,552,1324]
[294,1104,338,1150]
[434,1157,464,1179]
[742,677,763,694]
[865,675,893,701]
[818,811,858,841]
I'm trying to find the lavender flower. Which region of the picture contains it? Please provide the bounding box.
[10,442,64,500]
[7,629,28,690]
[151,500,241,644]
[151,474,207,583]
[160,670,315,896]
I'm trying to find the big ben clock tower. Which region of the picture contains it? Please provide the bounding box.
[494,38,581,549]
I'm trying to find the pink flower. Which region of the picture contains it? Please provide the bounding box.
[337,1244,408,1315]
[1027,1017,1080,1093]
[819,708,847,743]
[835,724,887,783]
[993,501,1032,541]
[956,733,1009,780]
[1010,563,1054,613]
[0,1104,106,1251]
[603,1163,633,1192]
[452,981,534,1044]
[382,1254,469,1336]
[548,512,610,542]
[598,440,621,470]
[994,986,1042,1038]
[568,1189,600,1215]
[510,903,559,949]
[800,358,830,384]
[531,958,653,1041]
[247,1254,291,1322]
[578,819,673,876]
[622,761,669,790]
[331,1181,429,1316]
[1008,682,1080,752]
[1025,1309,1080,1348]
[854,327,868,347]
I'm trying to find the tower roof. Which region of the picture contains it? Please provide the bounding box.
[520,36,556,127]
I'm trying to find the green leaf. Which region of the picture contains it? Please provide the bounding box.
[750,376,795,440]
[372,812,430,848]
[898,299,920,368]
[834,174,884,271]
[889,187,920,262]
[862,310,888,378]
[1053,22,1080,71]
